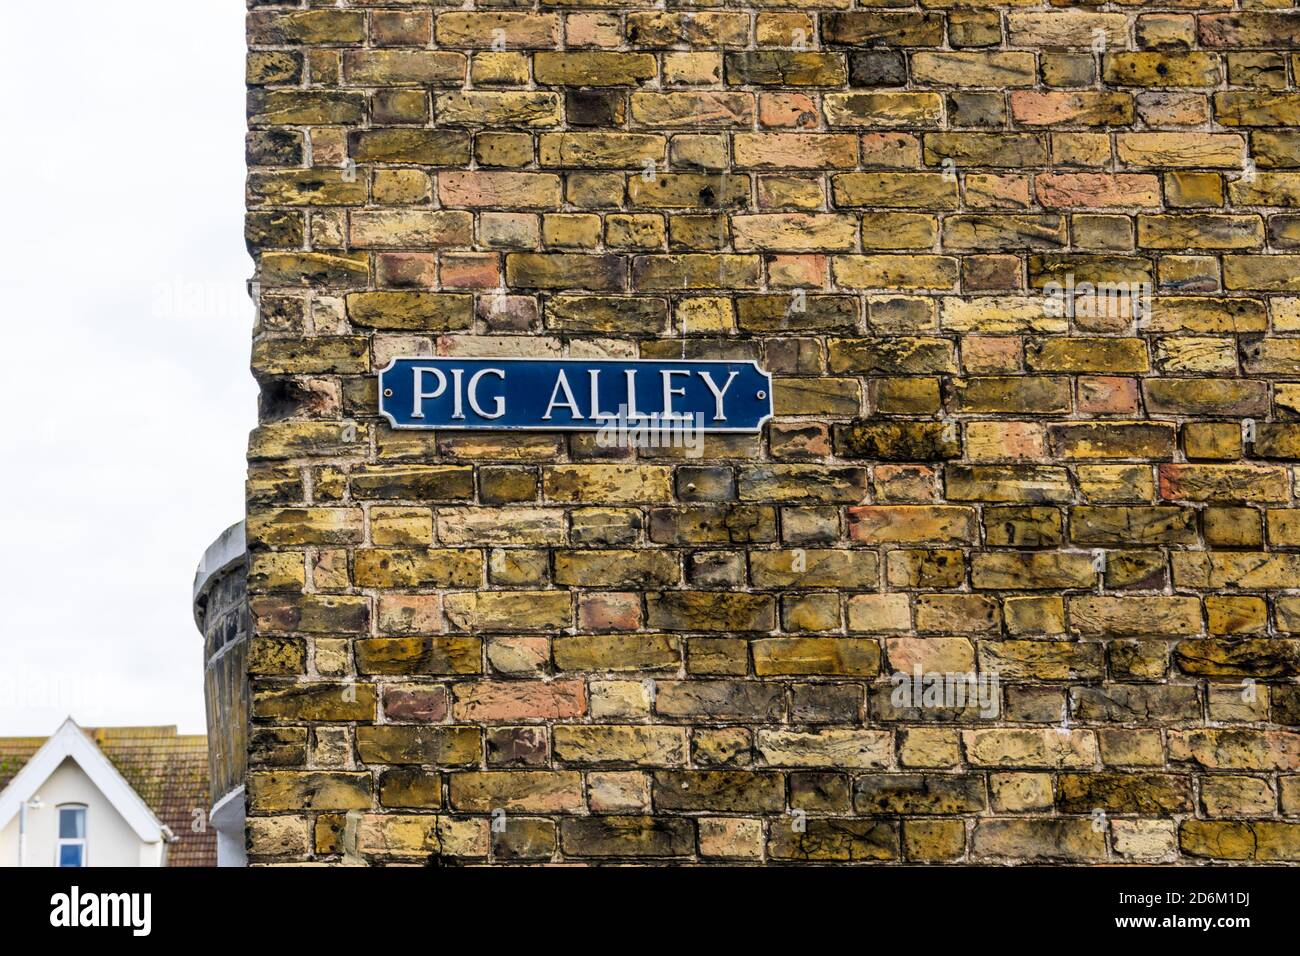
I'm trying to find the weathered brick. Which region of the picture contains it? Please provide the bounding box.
[452,680,585,722]
[1175,639,1300,678]
[344,50,465,86]
[655,681,785,722]
[768,818,898,862]
[535,52,656,87]
[971,552,1097,590]
[646,591,775,632]
[1169,730,1300,771]
[855,775,986,815]
[822,12,943,47]
[1181,821,1300,862]
[1011,92,1133,126]
[249,90,365,126]
[653,771,783,812]
[251,595,368,634]
[249,772,372,811]
[753,638,880,677]
[734,133,857,169]
[1070,596,1202,637]
[972,819,1106,862]
[1070,507,1197,546]
[554,726,687,767]
[963,729,1098,769]
[560,817,694,858]
[539,132,664,168]
[758,729,891,769]
[1160,464,1290,503]
[980,641,1103,681]
[1060,775,1190,811]
[553,635,679,673]
[356,726,480,766]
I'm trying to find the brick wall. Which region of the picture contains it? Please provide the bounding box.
[244,1,1300,864]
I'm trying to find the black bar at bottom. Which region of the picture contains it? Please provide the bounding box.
[0,864,1287,941]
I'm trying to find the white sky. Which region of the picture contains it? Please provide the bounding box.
[0,2,253,734]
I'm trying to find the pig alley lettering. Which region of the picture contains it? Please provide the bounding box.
[378,358,773,432]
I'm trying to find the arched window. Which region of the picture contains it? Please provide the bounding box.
[56,804,87,867]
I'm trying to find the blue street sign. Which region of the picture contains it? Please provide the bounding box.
[378,357,773,433]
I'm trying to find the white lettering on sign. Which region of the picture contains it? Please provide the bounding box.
[451,368,465,419]
[661,369,689,422]
[698,370,738,421]
[543,369,582,420]
[468,368,506,419]
[623,369,641,419]
[408,364,759,424]
[589,369,614,420]
[411,367,446,419]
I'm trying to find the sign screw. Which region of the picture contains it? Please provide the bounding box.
[756,390,766,400]
[383,389,393,398]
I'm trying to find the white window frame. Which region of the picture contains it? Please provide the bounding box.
[55,804,88,867]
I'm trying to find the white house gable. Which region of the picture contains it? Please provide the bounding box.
[0,719,169,867]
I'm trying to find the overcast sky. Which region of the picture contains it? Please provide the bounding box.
[0,2,252,735]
